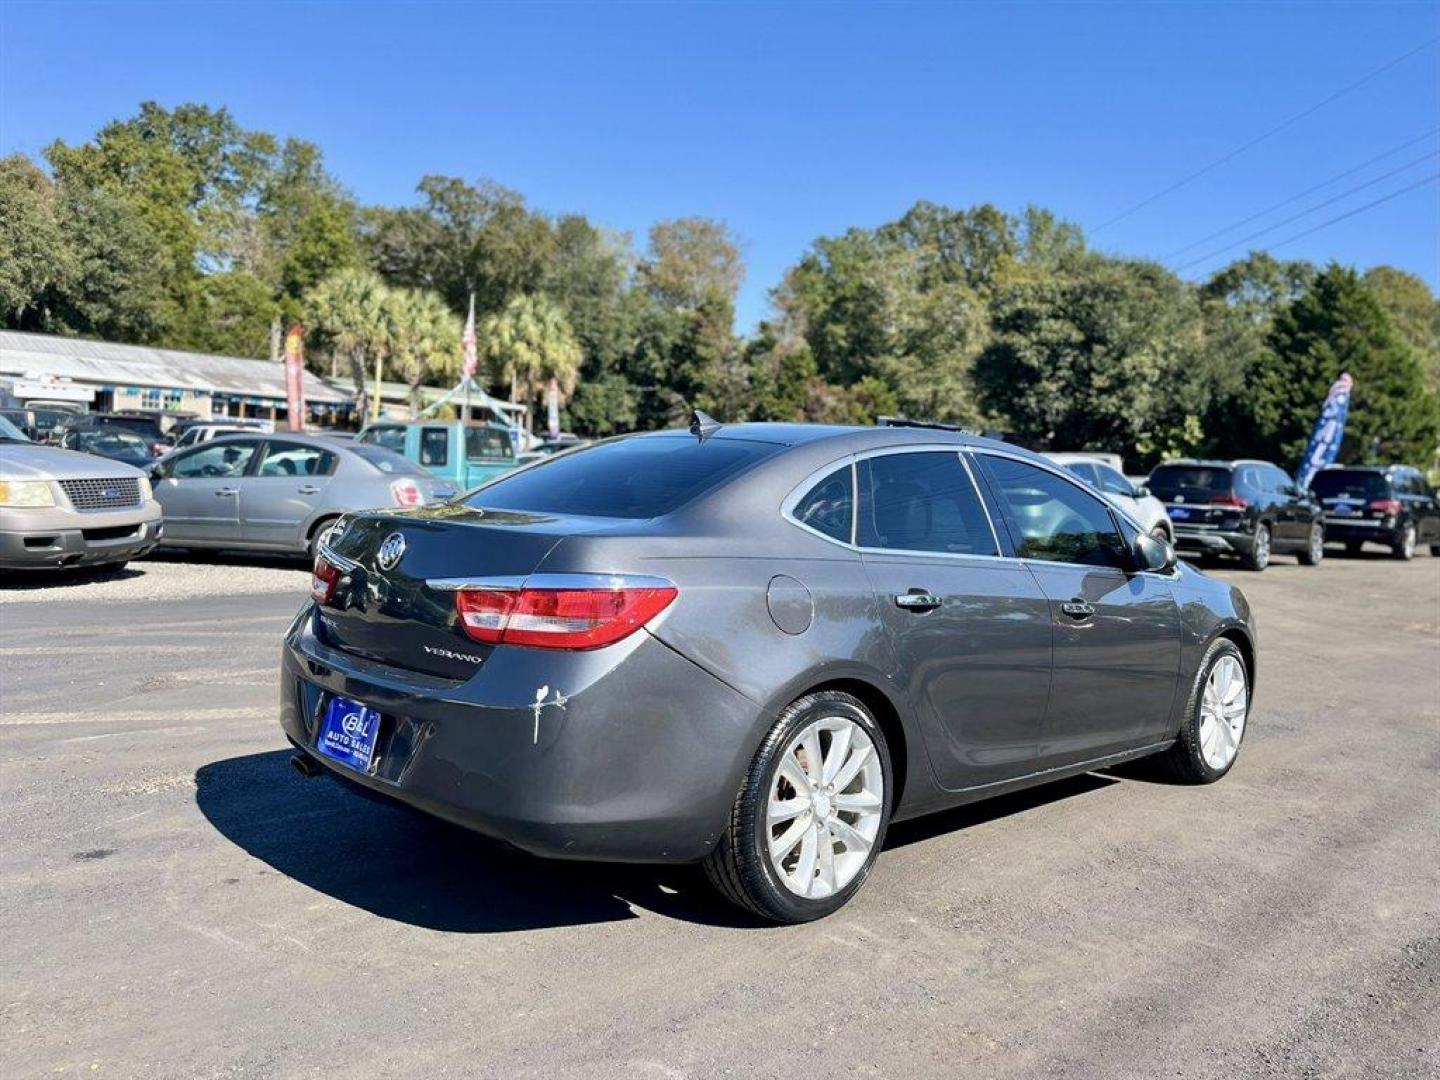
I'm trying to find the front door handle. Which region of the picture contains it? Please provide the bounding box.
[215,487,239,497]
[297,485,321,495]
[895,591,942,612]
[1060,598,1094,619]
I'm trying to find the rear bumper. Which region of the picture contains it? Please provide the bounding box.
[0,503,163,569]
[1322,520,1401,545]
[1172,527,1252,556]
[280,605,767,863]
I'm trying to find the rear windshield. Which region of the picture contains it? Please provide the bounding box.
[1309,470,1390,500]
[99,416,163,438]
[348,444,427,476]
[466,426,514,460]
[1148,465,1233,502]
[467,435,781,518]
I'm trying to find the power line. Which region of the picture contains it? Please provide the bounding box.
[1092,36,1440,233]
[1172,150,1439,271]
[1162,128,1440,260]
[1183,172,1439,272]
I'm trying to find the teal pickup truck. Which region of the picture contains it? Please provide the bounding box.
[355,420,519,493]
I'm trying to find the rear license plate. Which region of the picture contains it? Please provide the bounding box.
[316,696,382,772]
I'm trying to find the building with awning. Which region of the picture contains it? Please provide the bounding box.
[0,330,355,426]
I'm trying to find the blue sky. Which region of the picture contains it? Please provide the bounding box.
[2,1,1436,330]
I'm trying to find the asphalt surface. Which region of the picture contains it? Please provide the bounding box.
[1,550,1436,1079]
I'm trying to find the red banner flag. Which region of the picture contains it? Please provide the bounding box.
[284,324,306,431]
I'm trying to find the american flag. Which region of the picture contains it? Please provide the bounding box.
[461,294,477,378]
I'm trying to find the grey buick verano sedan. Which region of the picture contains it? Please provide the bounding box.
[284,421,1256,922]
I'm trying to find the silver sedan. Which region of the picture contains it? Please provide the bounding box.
[149,432,454,557]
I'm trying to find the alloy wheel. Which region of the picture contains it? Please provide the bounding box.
[1253,525,1271,569]
[1198,655,1247,771]
[1400,524,1416,559]
[766,715,885,899]
[1308,526,1324,563]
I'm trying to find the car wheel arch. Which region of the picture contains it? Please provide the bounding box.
[1216,627,1256,699]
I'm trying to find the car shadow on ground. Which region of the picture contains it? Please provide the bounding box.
[197,749,1127,933]
[143,548,308,571]
[0,564,145,590]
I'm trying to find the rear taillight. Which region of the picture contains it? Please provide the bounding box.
[311,555,342,604]
[1212,493,1248,508]
[390,478,424,507]
[1367,499,1402,516]
[455,581,678,650]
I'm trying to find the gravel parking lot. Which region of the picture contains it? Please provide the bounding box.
[1,551,1436,1079]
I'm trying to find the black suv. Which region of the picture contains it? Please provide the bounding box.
[1148,459,1324,571]
[60,412,168,457]
[1309,464,1440,560]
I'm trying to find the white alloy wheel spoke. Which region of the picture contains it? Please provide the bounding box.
[769,796,809,825]
[800,730,824,786]
[779,755,812,796]
[830,741,873,792]
[814,824,837,896]
[793,827,819,890]
[834,790,882,813]
[828,814,872,856]
[770,813,811,860]
[822,724,853,785]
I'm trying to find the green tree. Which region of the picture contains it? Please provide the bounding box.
[305,268,394,418]
[1248,263,1438,465]
[1363,266,1440,394]
[480,293,582,429]
[0,155,72,329]
[386,288,462,416]
[640,217,743,309]
[173,271,278,357]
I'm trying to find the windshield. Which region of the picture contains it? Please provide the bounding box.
[75,430,149,454]
[349,444,427,476]
[467,435,782,519]
[0,415,29,441]
[465,425,514,461]
[1148,465,1234,502]
[1309,471,1390,500]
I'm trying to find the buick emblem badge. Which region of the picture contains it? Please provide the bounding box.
[376,532,407,571]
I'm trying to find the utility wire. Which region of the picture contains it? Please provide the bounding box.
[1182,172,1439,272]
[1162,128,1440,260]
[1092,36,1439,233]
[1172,150,1439,270]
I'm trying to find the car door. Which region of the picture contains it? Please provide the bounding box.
[855,449,1053,790]
[1259,465,1303,546]
[152,439,261,544]
[240,440,338,548]
[973,452,1182,768]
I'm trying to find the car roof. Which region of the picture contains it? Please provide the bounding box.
[1316,463,1411,473]
[1156,458,1276,468]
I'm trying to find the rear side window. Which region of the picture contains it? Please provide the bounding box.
[468,435,781,519]
[348,444,427,476]
[791,465,853,543]
[359,426,406,454]
[857,452,997,556]
[1310,471,1391,500]
[259,442,336,478]
[465,426,514,460]
[1093,463,1134,496]
[1062,461,1099,486]
[1149,465,1234,502]
[980,455,1129,569]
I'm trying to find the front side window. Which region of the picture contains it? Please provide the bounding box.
[1063,461,1099,486]
[791,465,853,543]
[420,427,449,467]
[169,440,259,479]
[857,452,996,556]
[258,442,335,478]
[980,455,1129,569]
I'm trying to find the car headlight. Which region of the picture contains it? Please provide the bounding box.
[0,480,57,507]
[138,475,153,502]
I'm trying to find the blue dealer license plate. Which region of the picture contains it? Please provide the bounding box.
[316,696,382,772]
[1169,507,1190,520]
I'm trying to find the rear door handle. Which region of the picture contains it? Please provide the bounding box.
[895,591,942,612]
[297,485,321,495]
[1060,598,1094,619]
[215,487,239,497]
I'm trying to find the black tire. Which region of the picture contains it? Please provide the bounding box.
[1297,523,1324,566]
[1240,523,1271,571]
[1392,523,1416,561]
[703,690,893,923]
[1147,638,1249,784]
[308,517,340,558]
[1345,541,1365,557]
[1431,545,1440,557]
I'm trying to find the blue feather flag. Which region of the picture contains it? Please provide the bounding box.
[1297,373,1353,488]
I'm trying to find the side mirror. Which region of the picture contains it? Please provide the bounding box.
[1133,531,1176,574]
[1132,483,1150,499]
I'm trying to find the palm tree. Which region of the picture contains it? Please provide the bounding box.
[305,268,392,421]
[480,293,582,431]
[387,288,462,418]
